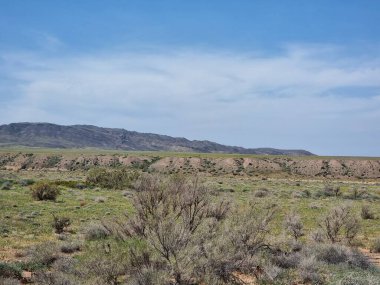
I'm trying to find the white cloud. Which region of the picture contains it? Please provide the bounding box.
[1,45,380,156]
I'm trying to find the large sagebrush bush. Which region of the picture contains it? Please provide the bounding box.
[30,181,60,201]
[319,204,360,244]
[86,167,139,189]
[103,174,276,285]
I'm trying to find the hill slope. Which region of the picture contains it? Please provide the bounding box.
[0,122,313,156]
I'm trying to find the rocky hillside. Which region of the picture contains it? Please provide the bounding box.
[0,123,313,156]
[1,152,379,179]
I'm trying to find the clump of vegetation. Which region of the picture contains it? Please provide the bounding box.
[254,187,270,197]
[298,256,324,285]
[0,262,23,279]
[94,196,106,203]
[60,241,82,254]
[319,204,360,244]
[320,185,341,197]
[131,156,161,172]
[83,222,110,240]
[80,244,128,285]
[1,181,12,190]
[19,178,35,186]
[27,242,60,267]
[0,277,20,285]
[103,174,277,285]
[339,273,379,285]
[53,180,83,188]
[350,188,369,200]
[52,215,71,234]
[370,238,380,253]
[2,165,380,284]
[86,167,139,189]
[361,205,375,220]
[31,181,60,201]
[33,256,83,285]
[284,212,304,241]
[43,155,62,168]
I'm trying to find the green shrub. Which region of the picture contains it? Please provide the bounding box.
[370,238,380,253]
[1,181,12,190]
[284,212,304,241]
[254,188,270,197]
[319,204,360,244]
[298,256,324,285]
[83,223,110,240]
[361,205,375,220]
[34,270,80,285]
[43,155,62,168]
[52,215,71,234]
[339,273,379,285]
[60,241,81,254]
[52,180,86,189]
[86,167,139,189]
[0,262,22,279]
[19,179,35,186]
[314,244,370,269]
[31,181,60,201]
[27,242,59,267]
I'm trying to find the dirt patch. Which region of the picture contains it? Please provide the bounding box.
[360,248,380,268]
[1,152,380,180]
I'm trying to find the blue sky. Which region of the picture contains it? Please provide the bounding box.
[1,1,380,156]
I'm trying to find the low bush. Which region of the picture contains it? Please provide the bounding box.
[0,262,22,279]
[350,188,368,200]
[309,202,322,210]
[361,205,375,220]
[52,256,79,274]
[94,196,106,203]
[52,215,71,234]
[284,212,304,241]
[19,179,35,186]
[315,243,349,264]
[320,185,341,197]
[27,242,60,267]
[86,167,139,189]
[254,188,270,197]
[273,252,301,269]
[80,246,128,285]
[370,238,380,253]
[310,229,325,243]
[33,270,80,285]
[52,180,86,189]
[105,174,276,285]
[313,243,370,269]
[83,223,110,240]
[31,181,60,201]
[0,277,20,285]
[298,256,324,285]
[60,241,82,254]
[1,181,12,190]
[339,272,379,285]
[319,204,360,244]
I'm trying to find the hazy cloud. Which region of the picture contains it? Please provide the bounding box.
[1,45,380,156]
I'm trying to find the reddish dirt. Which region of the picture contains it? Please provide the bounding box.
[1,152,380,180]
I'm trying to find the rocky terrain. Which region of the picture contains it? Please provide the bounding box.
[0,122,313,156]
[1,152,379,179]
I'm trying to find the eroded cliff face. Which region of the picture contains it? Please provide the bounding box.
[1,152,379,180]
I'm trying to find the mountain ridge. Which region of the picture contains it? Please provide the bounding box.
[0,122,314,156]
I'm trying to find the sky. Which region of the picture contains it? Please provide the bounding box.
[0,1,380,156]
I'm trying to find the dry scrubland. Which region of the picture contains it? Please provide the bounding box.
[0,149,380,284]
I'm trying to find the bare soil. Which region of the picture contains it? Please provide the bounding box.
[1,152,380,180]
